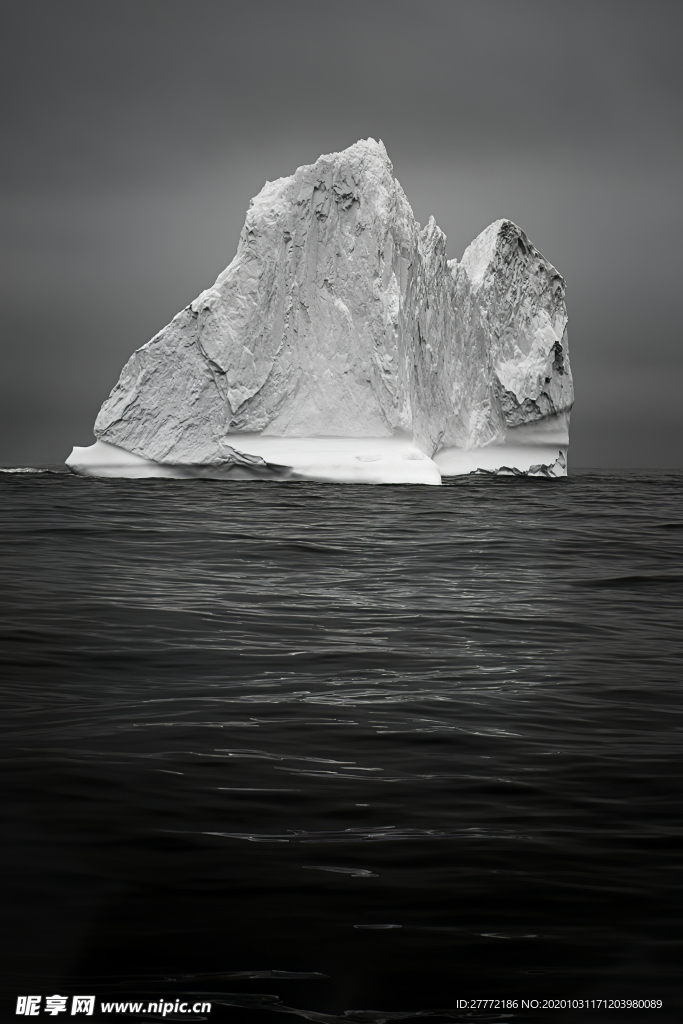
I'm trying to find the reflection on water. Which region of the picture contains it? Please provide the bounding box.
[1,470,682,1022]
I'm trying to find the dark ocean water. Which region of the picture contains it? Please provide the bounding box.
[1,470,682,1024]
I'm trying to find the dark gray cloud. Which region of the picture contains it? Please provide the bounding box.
[1,0,681,466]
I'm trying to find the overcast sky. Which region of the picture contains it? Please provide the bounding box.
[1,0,681,467]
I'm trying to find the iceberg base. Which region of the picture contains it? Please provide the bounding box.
[66,437,442,485]
[435,446,567,478]
[436,412,569,478]
[67,415,569,483]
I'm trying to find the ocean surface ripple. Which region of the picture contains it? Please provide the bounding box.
[1,470,681,1022]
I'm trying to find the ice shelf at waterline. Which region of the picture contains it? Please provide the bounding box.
[67,139,573,484]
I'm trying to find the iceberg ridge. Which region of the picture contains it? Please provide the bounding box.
[67,139,573,484]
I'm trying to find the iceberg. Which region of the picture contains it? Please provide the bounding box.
[67,140,573,484]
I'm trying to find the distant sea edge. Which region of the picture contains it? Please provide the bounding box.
[0,465,681,477]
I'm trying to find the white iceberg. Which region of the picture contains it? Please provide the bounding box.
[67,139,573,484]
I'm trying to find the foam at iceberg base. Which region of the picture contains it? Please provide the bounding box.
[67,139,573,484]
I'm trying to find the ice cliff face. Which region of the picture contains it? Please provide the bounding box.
[73,139,572,481]
[458,219,572,431]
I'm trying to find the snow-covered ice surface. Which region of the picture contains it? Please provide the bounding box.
[67,140,573,483]
[67,437,441,484]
